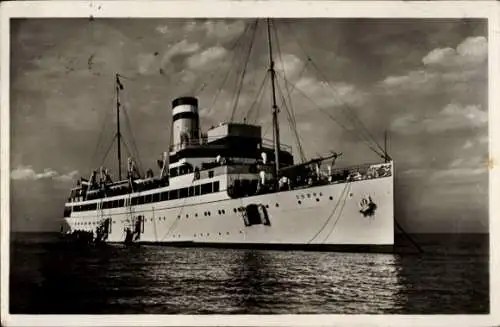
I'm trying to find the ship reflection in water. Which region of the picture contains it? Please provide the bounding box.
[10,232,488,314]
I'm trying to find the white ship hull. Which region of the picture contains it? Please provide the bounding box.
[62,173,394,251]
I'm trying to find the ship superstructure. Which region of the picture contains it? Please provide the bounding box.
[61,19,394,251]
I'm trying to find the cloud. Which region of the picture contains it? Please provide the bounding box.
[155,25,169,35]
[137,53,157,74]
[161,40,200,66]
[11,166,79,183]
[186,46,228,70]
[380,36,487,97]
[275,53,304,78]
[422,36,487,67]
[293,77,366,108]
[202,20,246,40]
[391,103,486,134]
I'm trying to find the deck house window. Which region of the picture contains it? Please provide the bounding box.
[153,193,159,203]
[188,186,194,197]
[208,170,214,178]
[195,185,201,196]
[119,199,124,207]
[161,191,168,201]
[180,187,188,198]
[145,194,152,204]
[170,189,178,200]
[213,181,220,192]
[201,183,211,195]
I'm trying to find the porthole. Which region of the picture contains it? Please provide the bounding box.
[207,233,210,236]
[219,232,222,235]
[313,193,316,196]
[200,233,203,236]
[177,215,180,219]
[195,213,198,217]
[275,203,279,207]
[239,230,243,234]
[265,204,269,208]
[233,208,237,213]
[329,196,333,200]
[222,209,225,214]
[186,214,189,218]
[316,198,320,202]
[307,194,311,198]
[194,234,196,237]
[301,194,305,199]
[298,200,302,205]
[226,232,229,235]
[319,192,323,196]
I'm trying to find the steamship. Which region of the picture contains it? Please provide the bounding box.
[60,19,394,251]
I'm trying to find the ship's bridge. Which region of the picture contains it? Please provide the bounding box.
[169,121,293,166]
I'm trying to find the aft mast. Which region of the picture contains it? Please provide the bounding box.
[115,73,124,180]
[266,18,281,181]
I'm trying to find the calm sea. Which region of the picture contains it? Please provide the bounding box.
[9,233,488,314]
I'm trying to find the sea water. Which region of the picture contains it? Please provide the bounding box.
[9,233,488,314]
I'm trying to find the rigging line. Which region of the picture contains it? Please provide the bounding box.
[158,178,199,242]
[310,60,387,156]
[99,134,118,169]
[275,77,307,163]
[272,21,299,131]
[271,24,306,162]
[121,102,144,171]
[276,72,386,158]
[245,72,269,123]
[118,85,144,172]
[230,19,259,122]
[307,182,350,244]
[285,23,386,155]
[90,83,115,169]
[227,25,254,122]
[283,25,381,153]
[196,22,253,95]
[121,137,143,177]
[205,24,252,118]
[250,79,269,126]
[320,182,351,244]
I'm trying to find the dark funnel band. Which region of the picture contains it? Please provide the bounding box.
[172,97,198,109]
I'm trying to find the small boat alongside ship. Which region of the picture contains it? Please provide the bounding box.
[60,19,395,252]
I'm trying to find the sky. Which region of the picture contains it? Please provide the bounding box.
[9,18,488,233]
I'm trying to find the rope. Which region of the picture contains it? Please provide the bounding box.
[204,23,254,119]
[395,220,424,253]
[307,182,350,244]
[195,22,253,95]
[285,23,387,158]
[275,75,307,163]
[245,72,269,124]
[230,20,259,122]
[320,182,351,244]
[276,72,386,159]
